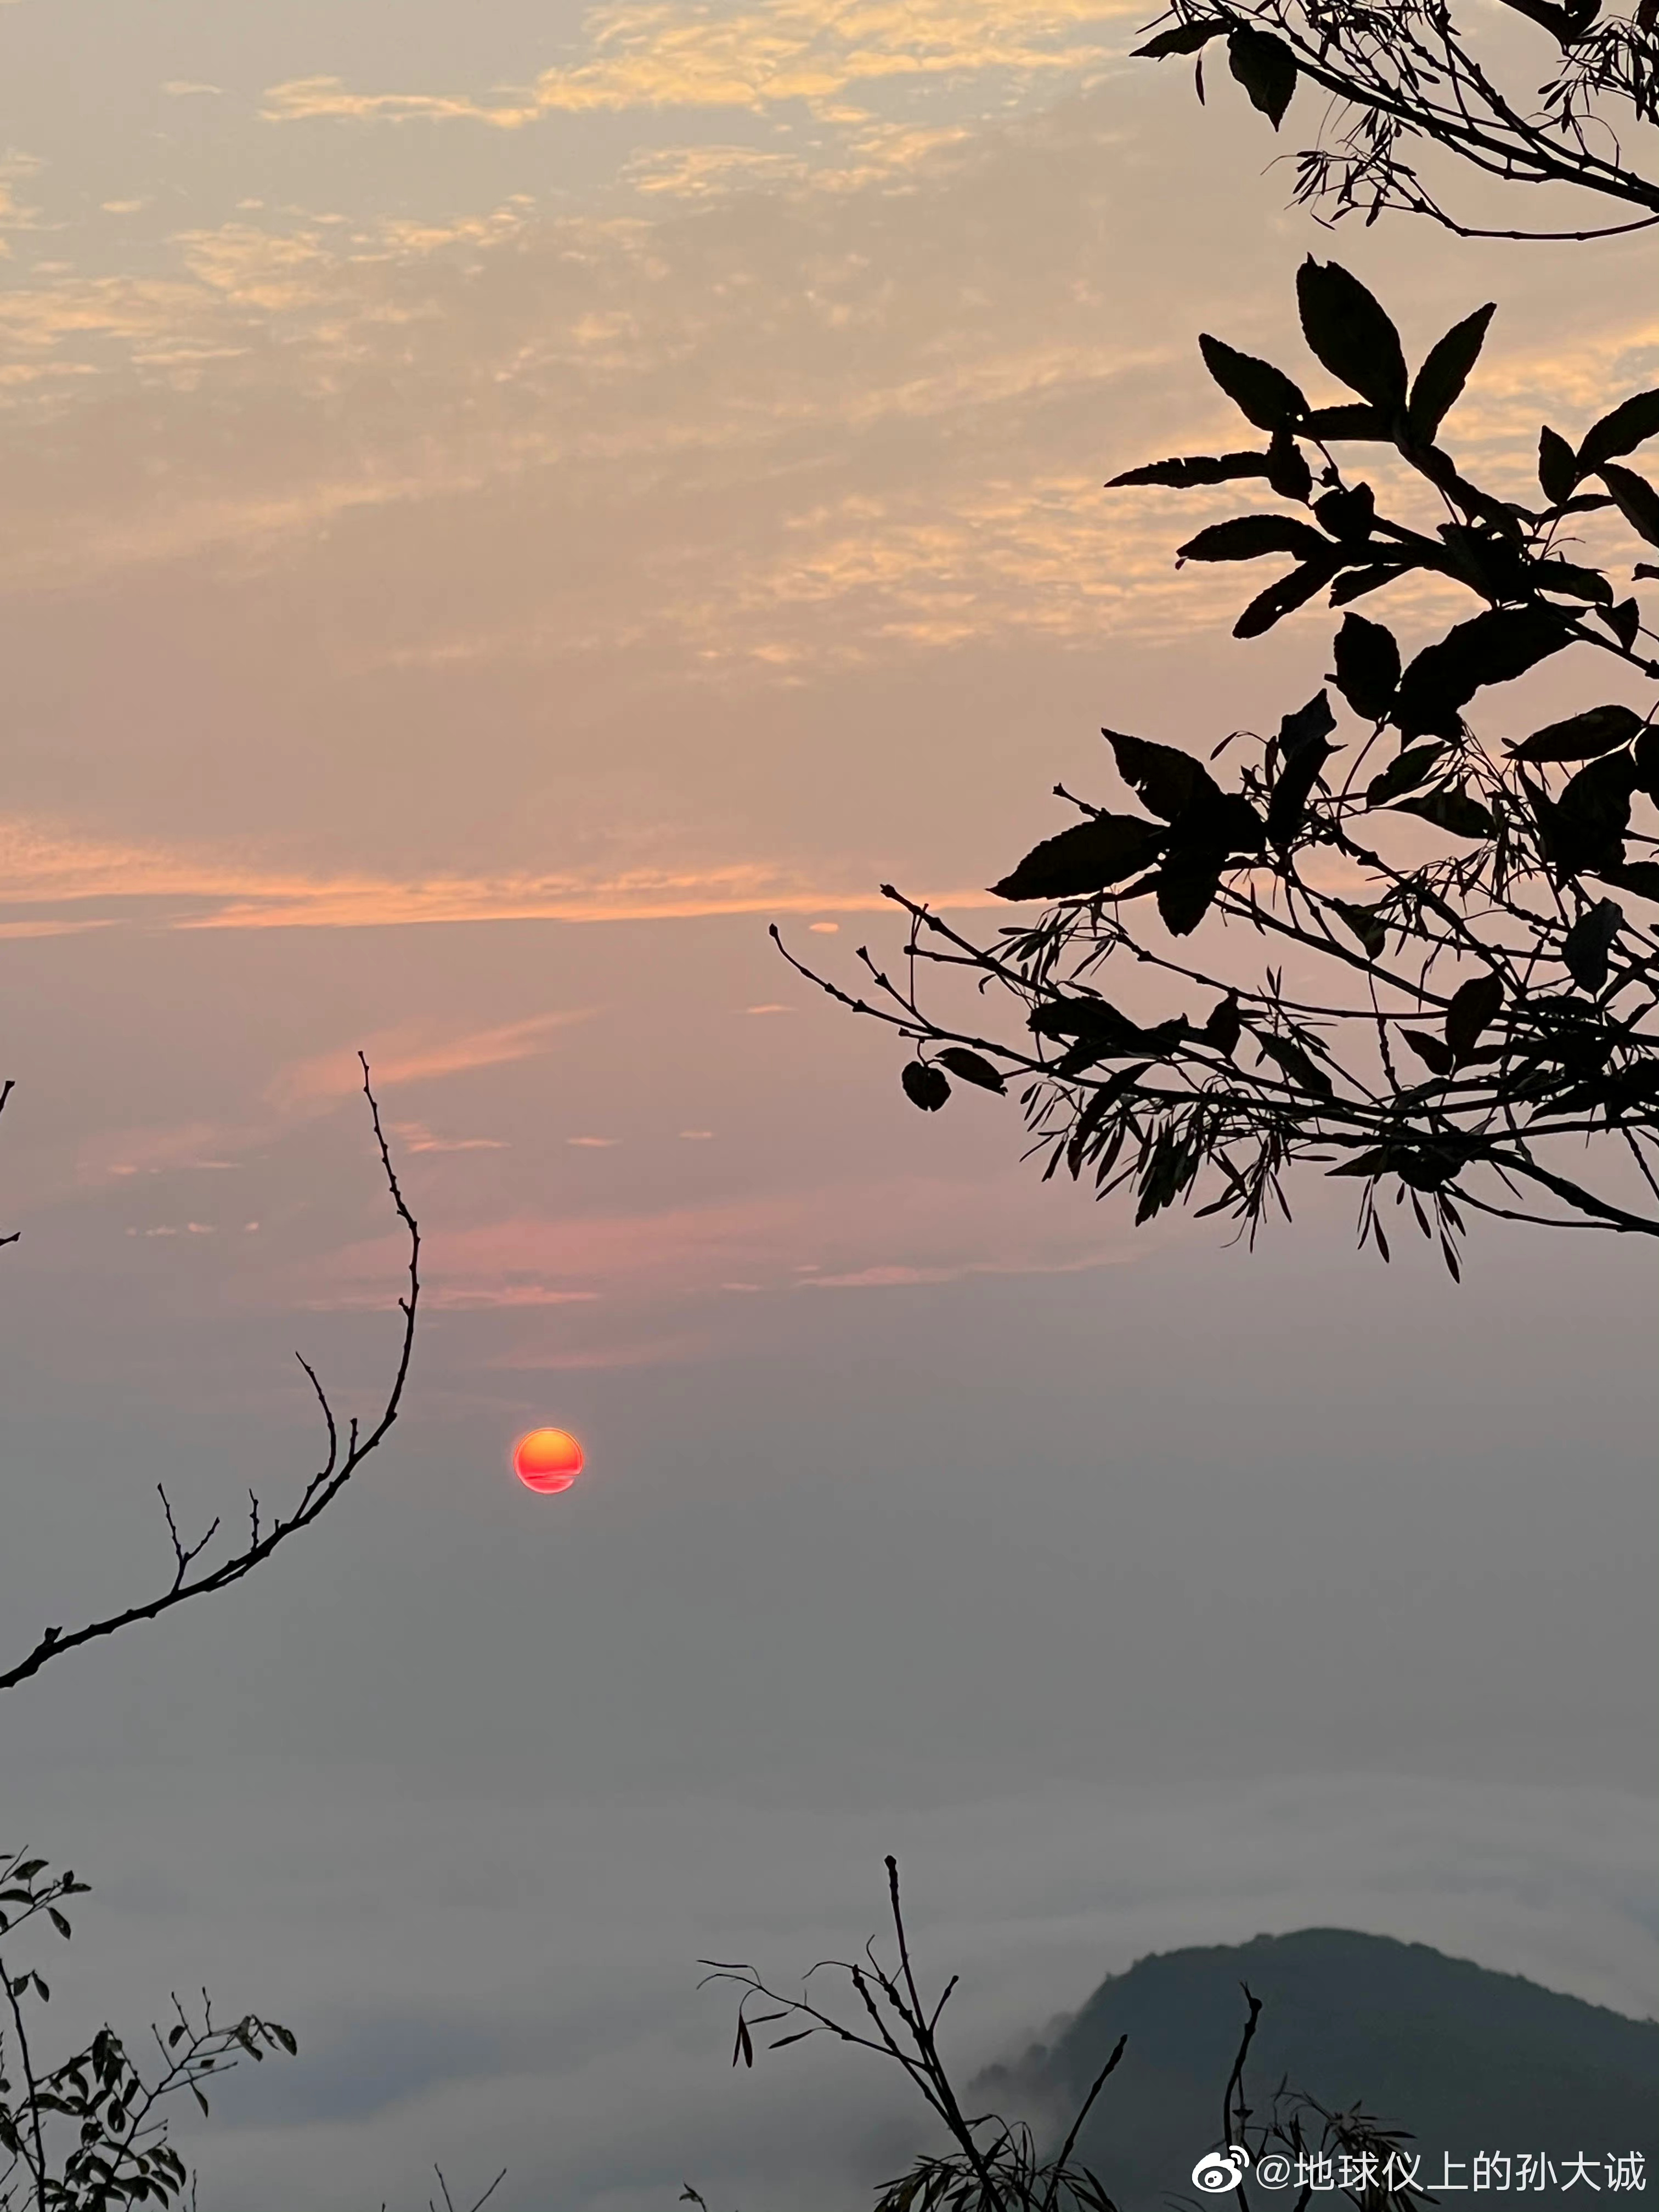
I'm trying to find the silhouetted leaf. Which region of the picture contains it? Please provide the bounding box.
[1391,786,1497,839]
[1332,612,1401,719]
[1296,259,1408,410]
[1234,554,1343,636]
[1599,461,1659,547]
[936,1047,1006,1093]
[1265,432,1314,501]
[1133,19,1226,55]
[1538,426,1579,504]
[1255,1031,1334,1096]
[1313,483,1376,542]
[1394,607,1573,737]
[1103,730,1212,820]
[1508,704,1641,762]
[1203,996,1243,1054]
[1599,597,1641,651]
[1577,387,1659,473]
[1532,558,1613,604]
[1365,742,1444,803]
[1030,996,1144,1049]
[1177,515,1330,563]
[1066,1062,1150,1177]
[1561,899,1623,991]
[1445,972,1503,1057]
[1108,452,1273,489]
[1155,850,1226,934]
[1402,1029,1455,1076]
[1267,691,1337,847]
[1329,562,1409,606]
[1331,901,1387,958]
[1598,860,1659,900]
[1302,403,1392,439]
[991,811,1165,899]
[1554,751,1639,871]
[901,1062,950,1112]
[1407,303,1495,442]
[1227,26,1297,123]
[1197,334,1307,431]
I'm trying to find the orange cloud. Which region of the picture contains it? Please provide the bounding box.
[270,1013,591,1110]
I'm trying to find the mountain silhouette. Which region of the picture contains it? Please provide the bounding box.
[974,1929,1657,2209]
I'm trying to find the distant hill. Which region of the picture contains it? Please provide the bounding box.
[974,1929,1658,2210]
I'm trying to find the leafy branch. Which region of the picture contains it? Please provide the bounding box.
[781,260,1659,1268]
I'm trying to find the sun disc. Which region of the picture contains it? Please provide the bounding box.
[512,1426,585,1494]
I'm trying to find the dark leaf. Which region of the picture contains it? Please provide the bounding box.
[1103,730,1214,820]
[1155,851,1225,934]
[1402,1029,1455,1076]
[936,1046,1007,1093]
[1328,561,1409,606]
[1133,18,1226,55]
[1278,689,1338,757]
[1508,704,1641,762]
[1108,451,1272,489]
[1331,611,1401,719]
[1313,483,1376,542]
[1599,597,1641,651]
[1302,403,1392,439]
[1407,303,1495,443]
[1599,461,1659,548]
[1538,425,1579,504]
[900,1061,951,1112]
[991,811,1165,899]
[1634,724,1659,797]
[1234,553,1343,636]
[1267,692,1337,847]
[1177,514,1330,563]
[1556,751,1639,867]
[48,1910,71,1941]
[1492,0,1590,42]
[1364,741,1444,804]
[1265,432,1314,502]
[1227,25,1297,124]
[1331,900,1387,958]
[1445,971,1503,1058]
[1577,388,1659,473]
[733,2017,754,2068]
[1532,558,1613,605]
[1197,334,1308,432]
[1561,899,1623,992]
[768,2030,816,2050]
[1029,996,1168,1056]
[1255,1031,1334,1096]
[1203,996,1242,1055]
[1066,1063,1150,1177]
[1391,785,1497,839]
[1296,258,1408,410]
[1394,606,1573,738]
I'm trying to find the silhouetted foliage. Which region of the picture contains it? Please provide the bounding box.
[780,261,1659,1268]
[1131,0,1657,241]
[0,1848,295,2212]
[696,1861,1452,2212]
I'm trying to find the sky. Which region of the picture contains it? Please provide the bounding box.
[0,2,1655,2209]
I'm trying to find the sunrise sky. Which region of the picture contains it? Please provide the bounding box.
[0,3,1655,2208]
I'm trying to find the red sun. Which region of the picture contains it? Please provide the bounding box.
[512,1426,585,1494]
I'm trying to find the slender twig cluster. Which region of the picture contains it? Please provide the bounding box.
[0,1057,421,1691]
[1131,0,1657,240]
